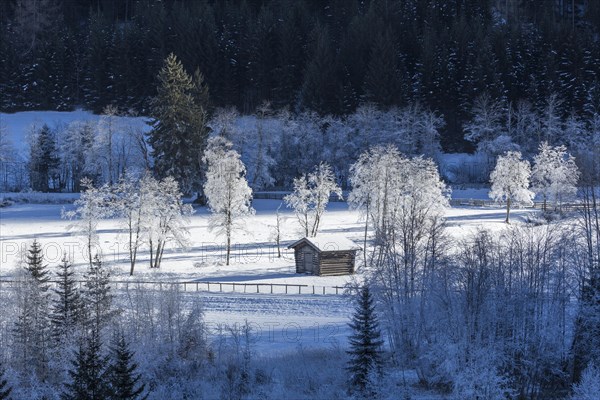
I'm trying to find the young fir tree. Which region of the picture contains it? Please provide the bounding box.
[107,333,147,400]
[24,239,51,288]
[62,330,110,400]
[363,27,403,108]
[0,361,12,400]
[50,255,82,344]
[82,255,115,334]
[13,240,52,377]
[147,53,210,196]
[346,285,384,394]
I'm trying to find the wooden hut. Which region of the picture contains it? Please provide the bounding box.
[288,235,360,276]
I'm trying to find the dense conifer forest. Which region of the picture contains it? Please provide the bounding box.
[1,0,599,150]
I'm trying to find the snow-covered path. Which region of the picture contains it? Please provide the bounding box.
[198,292,352,353]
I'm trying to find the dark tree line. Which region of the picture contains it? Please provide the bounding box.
[1,0,599,150]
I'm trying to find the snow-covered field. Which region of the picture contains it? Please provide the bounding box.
[0,199,530,281]
[0,198,535,353]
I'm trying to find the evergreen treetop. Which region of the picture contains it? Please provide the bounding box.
[147,53,210,196]
[24,239,51,290]
[107,333,147,400]
[62,330,110,400]
[50,255,83,343]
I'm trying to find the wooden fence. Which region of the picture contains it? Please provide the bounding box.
[449,198,584,212]
[0,279,349,296]
[256,192,583,212]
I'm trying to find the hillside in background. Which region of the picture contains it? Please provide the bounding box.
[1,0,599,151]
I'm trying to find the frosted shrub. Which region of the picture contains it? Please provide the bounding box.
[572,363,600,400]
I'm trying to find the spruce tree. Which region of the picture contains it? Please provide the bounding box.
[346,285,384,394]
[147,53,210,196]
[82,255,115,335]
[24,239,51,288]
[300,25,342,115]
[13,240,52,378]
[0,360,12,400]
[50,255,82,344]
[363,27,403,108]
[107,333,147,400]
[28,124,60,192]
[62,330,110,400]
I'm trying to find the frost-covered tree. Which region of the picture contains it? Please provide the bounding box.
[416,109,444,158]
[511,100,539,154]
[572,363,600,400]
[203,136,254,266]
[285,162,342,237]
[0,123,14,163]
[539,93,564,144]
[563,114,587,151]
[28,124,60,192]
[62,178,112,267]
[82,255,115,335]
[50,255,82,345]
[349,145,449,256]
[572,183,600,383]
[94,105,120,185]
[249,101,276,190]
[13,240,52,378]
[59,121,95,192]
[464,94,505,151]
[209,106,239,141]
[532,142,579,211]
[271,203,284,259]
[142,176,193,269]
[112,175,151,276]
[489,151,534,223]
[350,145,449,362]
[286,174,312,237]
[23,239,51,286]
[346,285,383,394]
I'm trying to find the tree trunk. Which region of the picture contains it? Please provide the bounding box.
[505,197,511,224]
[226,233,231,266]
[363,199,369,268]
[149,239,154,268]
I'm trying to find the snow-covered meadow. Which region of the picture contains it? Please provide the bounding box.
[0,196,533,349]
[1,197,530,281]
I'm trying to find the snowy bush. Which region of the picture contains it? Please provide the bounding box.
[572,363,600,400]
[452,349,510,400]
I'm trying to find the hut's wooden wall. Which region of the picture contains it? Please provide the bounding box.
[319,251,355,276]
[293,244,356,276]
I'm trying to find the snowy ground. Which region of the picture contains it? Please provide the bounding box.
[0,198,536,355]
[0,198,533,281]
